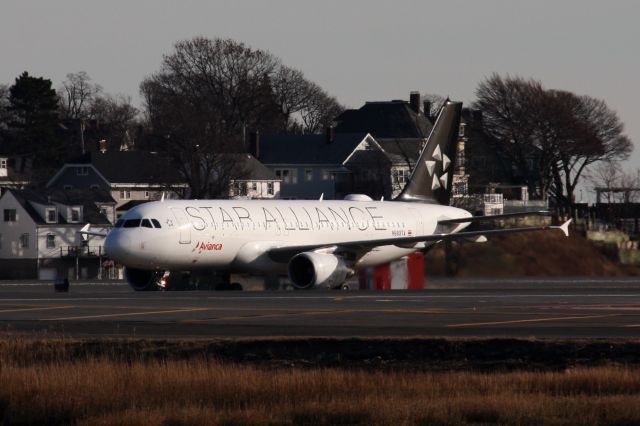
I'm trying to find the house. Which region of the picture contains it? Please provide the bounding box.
[0,155,31,196]
[332,91,438,198]
[46,150,188,218]
[0,188,112,280]
[227,153,281,199]
[454,108,547,214]
[254,131,394,200]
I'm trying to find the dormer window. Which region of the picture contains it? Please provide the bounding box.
[70,207,81,223]
[76,166,89,176]
[46,208,57,223]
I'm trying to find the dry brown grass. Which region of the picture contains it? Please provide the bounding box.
[2,354,640,425]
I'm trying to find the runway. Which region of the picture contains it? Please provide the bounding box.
[2,278,640,339]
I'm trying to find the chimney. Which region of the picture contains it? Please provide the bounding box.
[249,131,260,159]
[409,91,421,114]
[423,101,432,119]
[325,126,334,144]
[98,139,107,153]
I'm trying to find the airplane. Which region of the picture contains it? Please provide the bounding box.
[86,100,571,291]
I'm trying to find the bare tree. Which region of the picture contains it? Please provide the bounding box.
[91,94,139,150]
[474,74,632,206]
[271,65,314,130]
[298,83,343,134]
[59,71,102,120]
[559,94,633,203]
[141,37,285,198]
[141,36,345,196]
[474,74,546,197]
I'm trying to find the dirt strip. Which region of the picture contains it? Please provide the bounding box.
[2,336,640,371]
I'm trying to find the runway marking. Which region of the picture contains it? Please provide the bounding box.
[0,306,73,314]
[448,314,621,328]
[4,293,640,303]
[183,307,448,323]
[43,307,212,321]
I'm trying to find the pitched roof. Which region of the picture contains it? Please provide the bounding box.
[259,133,369,165]
[377,139,423,164]
[6,189,112,226]
[69,151,184,184]
[224,153,276,180]
[334,101,433,139]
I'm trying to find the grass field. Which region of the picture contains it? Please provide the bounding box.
[2,338,640,425]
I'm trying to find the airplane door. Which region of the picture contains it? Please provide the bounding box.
[408,208,423,236]
[170,207,191,244]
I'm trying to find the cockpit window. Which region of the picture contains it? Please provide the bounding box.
[141,219,153,228]
[115,219,124,228]
[123,219,141,228]
[151,219,161,228]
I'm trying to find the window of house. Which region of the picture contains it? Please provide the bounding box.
[3,209,16,222]
[251,182,257,191]
[275,169,297,184]
[63,185,73,190]
[19,233,29,248]
[46,208,57,223]
[70,208,81,222]
[120,190,131,200]
[76,166,89,176]
[459,123,466,137]
[46,234,55,249]
[392,169,408,185]
[321,169,337,181]
[0,159,6,169]
[144,191,150,199]
[305,169,313,182]
[267,182,274,195]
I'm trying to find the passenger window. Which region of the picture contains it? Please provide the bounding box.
[115,219,124,228]
[141,219,153,228]
[151,219,161,228]
[123,219,141,228]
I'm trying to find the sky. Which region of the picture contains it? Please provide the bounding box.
[1,0,639,177]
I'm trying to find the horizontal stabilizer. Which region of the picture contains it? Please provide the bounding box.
[78,223,108,240]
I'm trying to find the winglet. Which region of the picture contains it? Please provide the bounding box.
[559,219,572,237]
[80,223,90,241]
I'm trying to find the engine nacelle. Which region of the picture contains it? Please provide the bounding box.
[288,252,351,289]
[125,267,164,291]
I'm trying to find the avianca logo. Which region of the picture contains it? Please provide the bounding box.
[193,241,223,252]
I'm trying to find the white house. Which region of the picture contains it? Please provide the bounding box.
[0,189,111,280]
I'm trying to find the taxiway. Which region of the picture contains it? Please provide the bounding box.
[2,278,640,339]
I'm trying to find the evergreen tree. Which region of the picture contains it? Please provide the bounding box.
[8,71,63,169]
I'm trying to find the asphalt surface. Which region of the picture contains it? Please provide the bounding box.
[2,278,640,339]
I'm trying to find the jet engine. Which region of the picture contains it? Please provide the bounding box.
[125,267,165,291]
[288,252,351,289]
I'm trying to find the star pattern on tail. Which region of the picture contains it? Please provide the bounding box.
[425,144,451,190]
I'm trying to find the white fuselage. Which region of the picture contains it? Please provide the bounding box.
[104,199,471,273]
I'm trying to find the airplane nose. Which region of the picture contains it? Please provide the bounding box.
[104,232,131,263]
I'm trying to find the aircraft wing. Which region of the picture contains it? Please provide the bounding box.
[437,210,551,225]
[267,219,571,262]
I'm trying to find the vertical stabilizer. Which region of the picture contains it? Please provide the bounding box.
[395,100,462,204]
